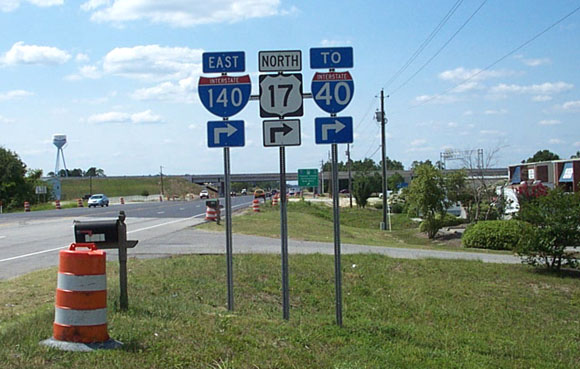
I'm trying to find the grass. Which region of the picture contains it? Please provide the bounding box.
[201,200,498,252]
[0,255,578,368]
[60,177,201,200]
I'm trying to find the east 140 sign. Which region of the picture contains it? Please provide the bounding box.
[198,75,251,118]
[311,71,354,114]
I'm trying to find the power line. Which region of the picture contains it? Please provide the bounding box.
[411,3,580,108]
[391,0,488,96]
[383,0,464,91]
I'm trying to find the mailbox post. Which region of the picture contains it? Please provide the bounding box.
[73,211,138,311]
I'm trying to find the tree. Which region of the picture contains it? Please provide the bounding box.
[407,163,448,238]
[524,149,560,163]
[387,172,405,191]
[0,147,43,209]
[352,174,376,208]
[516,188,580,271]
[85,167,106,177]
[571,151,580,159]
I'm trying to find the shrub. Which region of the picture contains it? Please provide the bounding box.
[141,190,150,197]
[463,220,533,250]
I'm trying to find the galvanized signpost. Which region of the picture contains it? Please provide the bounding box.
[198,51,249,312]
[259,50,303,321]
[311,46,354,326]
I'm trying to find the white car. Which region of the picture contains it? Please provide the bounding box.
[88,194,109,208]
[199,190,209,199]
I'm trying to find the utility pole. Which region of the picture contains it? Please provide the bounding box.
[346,144,352,208]
[160,166,164,197]
[378,90,389,231]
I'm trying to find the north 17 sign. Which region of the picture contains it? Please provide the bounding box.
[198,75,251,118]
[311,72,354,114]
[259,74,303,118]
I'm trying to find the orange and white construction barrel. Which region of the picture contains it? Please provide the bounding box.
[24,201,30,212]
[205,206,217,221]
[77,198,83,208]
[252,199,260,212]
[272,194,279,206]
[120,197,125,205]
[55,200,61,210]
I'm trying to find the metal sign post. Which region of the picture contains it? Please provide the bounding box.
[331,144,343,326]
[259,49,303,321]
[199,51,249,312]
[310,46,354,327]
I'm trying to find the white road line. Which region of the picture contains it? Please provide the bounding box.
[0,246,64,263]
[0,200,253,263]
[0,236,6,240]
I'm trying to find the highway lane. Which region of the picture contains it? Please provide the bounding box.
[0,196,255,279]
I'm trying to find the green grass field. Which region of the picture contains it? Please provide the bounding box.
[0,255,578,368]
[60,176,201,200]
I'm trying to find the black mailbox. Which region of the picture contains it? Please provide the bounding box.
[72,211,137,310]
[75,219,119,245]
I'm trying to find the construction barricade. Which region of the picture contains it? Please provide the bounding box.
[252,199,260,212]
[55,200,61,210]
[41,243,122,351]
[24,201,30,212]
[77,198,83,208]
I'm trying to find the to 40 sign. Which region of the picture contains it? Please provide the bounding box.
[198,75,251,118]
[311,72,354,114]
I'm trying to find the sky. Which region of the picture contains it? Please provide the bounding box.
[1,0,579,176]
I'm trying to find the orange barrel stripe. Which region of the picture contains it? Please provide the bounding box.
[252,199,260,212]
[205,206,217,221]
[52,243,109,344]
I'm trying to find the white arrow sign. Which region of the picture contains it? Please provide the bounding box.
[321,119,346,141]
[214,123,238,145]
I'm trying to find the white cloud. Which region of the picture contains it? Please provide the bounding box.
[82,0,283,27]
[484,109,507,115]
[320,39,352,47]
[71,45,203,82]
[447,122,458,127]
[480,130,506,136]
[1,0,62,12]
[490,81,573,95]
[1,41,71,66]
[0,89,33,100]
[131,75,197,103]
[562,100,580,111]
[0,114,15,123]
[87,110,164,124]
[463,110,473,116]
[538,119,560,126]
[532,95,552,102]
[521,57,551,67]
[410,139,426,146]
[548,138,563,144]
[414,94,458,105]
[438,67,512,92]
[75,53,90,63]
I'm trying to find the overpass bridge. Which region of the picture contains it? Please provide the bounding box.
[187,168,508,194]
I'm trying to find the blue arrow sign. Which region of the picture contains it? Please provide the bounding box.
[198,75,251,118]
[311,72,354,114]
[203,51,245,73]
[315,117,353,144]
[310,47,353,69]
[207,120,245,148]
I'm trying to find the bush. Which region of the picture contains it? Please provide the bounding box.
[141,190,150,197]
[463,220,533,250]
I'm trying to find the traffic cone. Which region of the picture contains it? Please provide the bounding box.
[41,243,122,351]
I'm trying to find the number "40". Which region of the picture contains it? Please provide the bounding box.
[314,82,352,106]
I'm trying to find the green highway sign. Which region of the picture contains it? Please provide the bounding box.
[298,168,319,187]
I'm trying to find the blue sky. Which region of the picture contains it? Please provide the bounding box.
[1,0,579,176]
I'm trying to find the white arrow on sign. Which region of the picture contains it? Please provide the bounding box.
[214,123,238,145]
[321,119,346,141]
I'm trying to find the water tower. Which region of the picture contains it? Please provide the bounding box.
[53,134,68,177]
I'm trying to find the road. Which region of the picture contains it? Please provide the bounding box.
[0,196,255,279]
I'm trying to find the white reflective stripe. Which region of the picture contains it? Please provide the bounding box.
[57,273,106,292]
[55,307,107,326]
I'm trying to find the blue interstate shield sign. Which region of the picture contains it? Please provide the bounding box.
[198,75,251,118]
[311,72,354,114]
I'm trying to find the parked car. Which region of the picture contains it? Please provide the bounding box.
[88,194,109,208]
[254,188,266,199]
[241,188,247,195]
[339,189,350,194]
[230,191,237,197]
[199,190,209,199]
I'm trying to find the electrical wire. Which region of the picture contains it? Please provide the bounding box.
[411,3,580,109]
[391,0,488,96]
[383,0,464,91]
